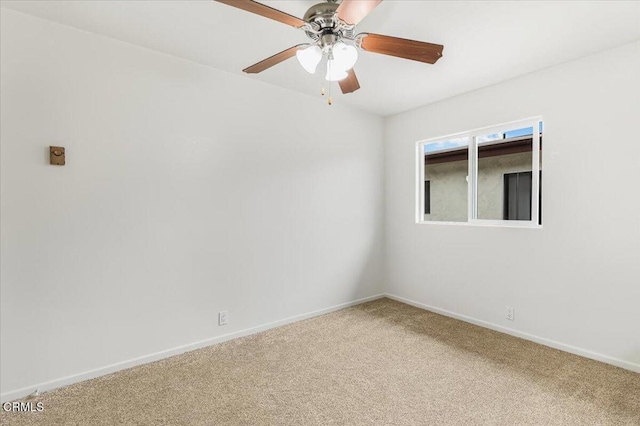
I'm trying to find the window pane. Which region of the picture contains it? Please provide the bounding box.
[504,173,518,219]
[517,172,532,220]
[476,129,533,220]
[424,181,431,215]
[423,138,468,222]
[538,172,542,225]
[503,171,538,221]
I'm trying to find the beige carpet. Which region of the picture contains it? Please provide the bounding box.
[1,298,639,425]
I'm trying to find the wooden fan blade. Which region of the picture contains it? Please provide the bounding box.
[214,0,305,28]
[336,0,382,25]
[339,69,360,94]
[243,45,306,74]
[359,33,444,64]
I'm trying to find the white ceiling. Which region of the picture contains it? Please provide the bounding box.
[2,0,639,116]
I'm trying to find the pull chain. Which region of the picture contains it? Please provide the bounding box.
[327,57,333,105]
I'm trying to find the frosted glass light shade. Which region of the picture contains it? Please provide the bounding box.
[296,45,322,74]
[332,42,358,71]
[325,59,349,81]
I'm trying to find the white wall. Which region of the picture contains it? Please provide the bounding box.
[385,41,640,371]
[0,9,385,398]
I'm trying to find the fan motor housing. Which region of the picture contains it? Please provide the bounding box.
[303,2,354,43]
[303,2,338,23]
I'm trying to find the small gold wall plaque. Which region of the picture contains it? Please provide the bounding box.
[50,146,65,165]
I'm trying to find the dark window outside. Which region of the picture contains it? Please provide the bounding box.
[503,171,542,224]
[424,181,431,215]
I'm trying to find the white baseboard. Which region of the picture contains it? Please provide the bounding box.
[1,293,385,403]
[384,293,640,374]
[4,292,635,402]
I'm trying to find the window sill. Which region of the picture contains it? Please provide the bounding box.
[416,220,542,229]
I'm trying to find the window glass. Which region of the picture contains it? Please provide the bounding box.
[504,171,542,224]
[424,181,431,215]
[423,137,469,222]
[476,128,533,220]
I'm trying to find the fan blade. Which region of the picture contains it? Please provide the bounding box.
[243,45,306,74]
[336,0,382,25]
[214,0,305,28]
[339,69,360,94]
[358,33,443,64]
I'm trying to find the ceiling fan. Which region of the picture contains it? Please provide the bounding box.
[215,0,444,103]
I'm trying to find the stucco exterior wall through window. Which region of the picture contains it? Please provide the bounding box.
[424,151,541,222]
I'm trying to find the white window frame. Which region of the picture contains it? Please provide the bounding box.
[416,117,543,228]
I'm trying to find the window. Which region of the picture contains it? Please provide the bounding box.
[503,171,542,224]
[424,181,431,215]
[416,118,542,227]
[420,137,469,223]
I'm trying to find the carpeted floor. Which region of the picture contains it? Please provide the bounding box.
[1,298,639,425]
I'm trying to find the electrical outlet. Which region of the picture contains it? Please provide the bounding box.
[218,311,228,326]
[506,307,515,321]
